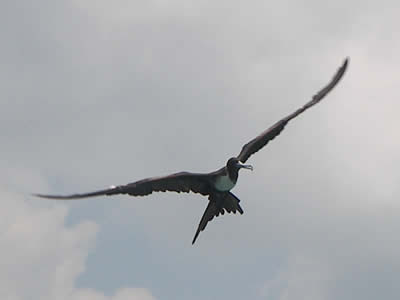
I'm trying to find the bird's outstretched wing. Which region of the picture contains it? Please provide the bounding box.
[192,192,243,244]
[34,172,210,200]
[237,57,349,163]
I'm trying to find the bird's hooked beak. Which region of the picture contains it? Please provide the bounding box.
[236,162,253,171]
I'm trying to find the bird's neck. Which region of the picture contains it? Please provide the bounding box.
[227,166,239,183]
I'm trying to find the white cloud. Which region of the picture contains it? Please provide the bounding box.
[72,288,155,300]
[0,167,155,300]
[261,256,331,300]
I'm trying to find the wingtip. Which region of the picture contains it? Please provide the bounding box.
[32,193,58,199]
[341,57,350,72]
[330,57,349,85]
[32,192,75,200]
[32,193,45,198]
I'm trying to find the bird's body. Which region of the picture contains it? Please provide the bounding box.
[35,58,349,244]
[214,174,236,192]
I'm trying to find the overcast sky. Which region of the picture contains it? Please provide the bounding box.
[1,1,400,299]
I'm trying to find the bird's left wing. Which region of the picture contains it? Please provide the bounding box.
[34,172,211,199]
[237,57,349,163]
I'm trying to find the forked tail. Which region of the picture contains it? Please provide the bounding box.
[192,192,243,244]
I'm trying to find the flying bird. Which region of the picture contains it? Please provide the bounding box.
[35,58,349,244]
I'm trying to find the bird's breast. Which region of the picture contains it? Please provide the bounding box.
[214,175,236,192]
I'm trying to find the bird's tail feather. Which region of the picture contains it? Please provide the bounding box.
[192,192,243,244]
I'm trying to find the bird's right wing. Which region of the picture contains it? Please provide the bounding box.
[34,172,211,200]
[237,57,349,163]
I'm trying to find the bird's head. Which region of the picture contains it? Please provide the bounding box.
[226,157,253,173]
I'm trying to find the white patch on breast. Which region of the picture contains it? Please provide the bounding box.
[214,175,236,191]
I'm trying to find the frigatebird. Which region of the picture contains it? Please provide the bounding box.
[35,58,349,244]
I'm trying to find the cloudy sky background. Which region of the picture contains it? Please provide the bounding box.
[1,1,400,299]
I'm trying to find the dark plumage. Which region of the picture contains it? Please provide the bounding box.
[34,58,349,244]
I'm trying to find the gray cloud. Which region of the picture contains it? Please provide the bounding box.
[1,0,400,299]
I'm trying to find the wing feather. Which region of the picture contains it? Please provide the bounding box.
[237,57,349,163]
[34,172,210,200]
